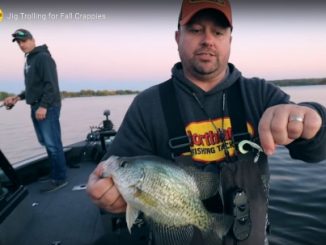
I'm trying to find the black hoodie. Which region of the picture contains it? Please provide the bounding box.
[18,44,61,108]
[107,62,326,163]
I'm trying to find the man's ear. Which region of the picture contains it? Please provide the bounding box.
[175,30,180,44]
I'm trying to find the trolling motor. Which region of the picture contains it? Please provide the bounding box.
[86,109,116,153]
[103,110,113,130]
[100,110,116,151]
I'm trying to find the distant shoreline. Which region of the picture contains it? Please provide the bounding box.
[0,89,140,101]
[1,79,325,100]
[269,78,326,87]
[60,89,139,98]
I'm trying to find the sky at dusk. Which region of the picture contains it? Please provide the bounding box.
[0,0,326,94]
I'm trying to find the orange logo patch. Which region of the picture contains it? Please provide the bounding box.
[185,118,254,163]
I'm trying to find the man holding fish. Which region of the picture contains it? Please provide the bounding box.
[87,1,326,244]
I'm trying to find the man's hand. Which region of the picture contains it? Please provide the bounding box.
[259,104,322,155]
[3,96,20,109]
[86,162,127,213]
[35,107,47,120]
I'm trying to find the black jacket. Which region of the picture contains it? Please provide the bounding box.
[107,62,326,163]
[18,45,61,108]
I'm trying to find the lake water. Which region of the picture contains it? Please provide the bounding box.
[0,85,325,244]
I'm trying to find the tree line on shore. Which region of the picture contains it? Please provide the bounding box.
[61,89,139,98]
[0,89,139,101]
[1,78,325,101]
[269,78,326,87]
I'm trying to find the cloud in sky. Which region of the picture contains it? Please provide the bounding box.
[1,0,326,93]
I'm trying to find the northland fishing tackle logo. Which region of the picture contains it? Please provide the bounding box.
[185,118,254,162]
[0,8,4,22]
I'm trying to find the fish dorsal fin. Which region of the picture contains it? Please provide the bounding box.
[148,220,196,245]
[175,156,220,200]
[192,171,220,200]
[126,204,140,233]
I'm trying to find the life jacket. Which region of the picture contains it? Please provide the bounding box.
[159,79,270,245]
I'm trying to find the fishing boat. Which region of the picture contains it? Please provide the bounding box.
[0,110,149,245]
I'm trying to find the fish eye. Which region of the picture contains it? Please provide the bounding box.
[120,160,127,168]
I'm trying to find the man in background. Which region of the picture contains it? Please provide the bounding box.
[4,29,68,193]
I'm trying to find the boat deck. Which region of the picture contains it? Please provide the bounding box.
[16,161,110,245]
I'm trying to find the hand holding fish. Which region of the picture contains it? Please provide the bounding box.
[258,104,322,156]
[87,162,127,213]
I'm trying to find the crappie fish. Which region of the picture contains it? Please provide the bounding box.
[102,155,232,245]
